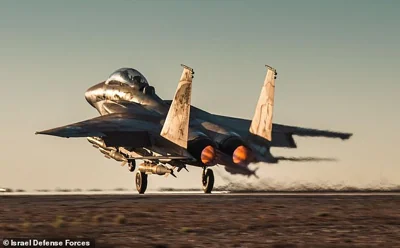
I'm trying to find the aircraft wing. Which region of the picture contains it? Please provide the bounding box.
[202,114,352,149]
[35,113,161,143]
[271,123,352,148]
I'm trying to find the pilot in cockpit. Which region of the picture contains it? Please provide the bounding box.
[106,68,156,95]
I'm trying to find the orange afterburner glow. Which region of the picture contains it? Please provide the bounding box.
[201,145,216,165]
[232,145,251,164]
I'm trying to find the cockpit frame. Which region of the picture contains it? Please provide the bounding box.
[105,68,149,92]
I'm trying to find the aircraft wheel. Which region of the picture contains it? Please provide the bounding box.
[202,168,214,194]
[135,171,148,194]
[128,160,136,172]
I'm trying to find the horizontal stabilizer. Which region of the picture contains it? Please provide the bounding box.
[160,64,194,149]
[250,65,277,141]
[275,156,338,162]
[289,127,352,140]
[273,124,353,140]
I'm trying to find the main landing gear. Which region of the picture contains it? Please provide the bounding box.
[202,167,214,194]
[133,162,215,194]
[135,170,148,194]
[134,161,172,194]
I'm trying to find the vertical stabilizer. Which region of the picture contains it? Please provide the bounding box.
[249,65,277,141]
[160,64,194,148]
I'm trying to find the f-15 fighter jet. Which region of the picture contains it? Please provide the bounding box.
[36,64,352,194]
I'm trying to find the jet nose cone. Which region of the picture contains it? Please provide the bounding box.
[85,88,94,105]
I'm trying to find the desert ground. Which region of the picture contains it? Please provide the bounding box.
[1,193,399,247]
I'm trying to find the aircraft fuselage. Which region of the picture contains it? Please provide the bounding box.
[36,66,352,184]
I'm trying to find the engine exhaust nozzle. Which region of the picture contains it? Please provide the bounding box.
[232,145,252,165]
[200,145,216,165]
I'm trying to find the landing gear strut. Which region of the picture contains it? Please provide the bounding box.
[202,167,214,193]
[135,171,148,194]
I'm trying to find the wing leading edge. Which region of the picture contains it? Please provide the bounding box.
[35,113,160,138]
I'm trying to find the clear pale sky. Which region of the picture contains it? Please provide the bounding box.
[1,0,399,191]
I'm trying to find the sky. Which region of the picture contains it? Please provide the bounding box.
[1,0,399,191]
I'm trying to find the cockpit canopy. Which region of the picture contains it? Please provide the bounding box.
[105,68,149,91]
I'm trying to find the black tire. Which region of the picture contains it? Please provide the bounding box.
[128,161,136,172]
[135,171,148,194]
[202,169,214,194]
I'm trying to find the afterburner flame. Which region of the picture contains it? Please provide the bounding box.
[232,145,251,164]
[201,145,216,165]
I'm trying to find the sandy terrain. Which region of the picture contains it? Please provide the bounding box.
[1,194,399,247]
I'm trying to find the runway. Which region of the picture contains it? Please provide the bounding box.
[2,190,400,196]
[1,193,400,247]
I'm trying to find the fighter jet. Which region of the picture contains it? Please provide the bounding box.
[36,64,352,194]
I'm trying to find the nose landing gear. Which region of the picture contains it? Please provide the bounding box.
[128,160,136,172]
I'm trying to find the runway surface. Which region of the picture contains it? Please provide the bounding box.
[1,193,400,247]
[2,190,400,196]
